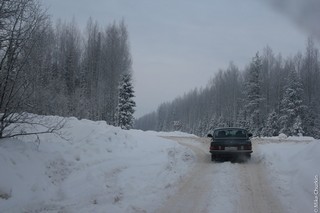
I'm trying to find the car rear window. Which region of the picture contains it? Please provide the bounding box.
[214,129,247,138]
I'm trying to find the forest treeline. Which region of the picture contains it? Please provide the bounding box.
[135,40,320,138]
[0,0,135,138]
[27,18,133,124]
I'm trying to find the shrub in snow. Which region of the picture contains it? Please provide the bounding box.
[278,133,287,139]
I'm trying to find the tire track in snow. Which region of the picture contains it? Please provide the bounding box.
[155,136,284,213]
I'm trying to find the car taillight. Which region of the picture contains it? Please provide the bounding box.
[210,145,225,150]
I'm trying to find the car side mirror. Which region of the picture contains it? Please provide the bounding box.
[207,134,213,138]
[248,133,253,137]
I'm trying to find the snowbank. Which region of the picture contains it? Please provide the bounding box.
[144,130,198,138]
[254,138,320,213]
[255,134,315,144]
[0,116,194,213]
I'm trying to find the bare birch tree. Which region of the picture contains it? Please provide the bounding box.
[0,0,48,138]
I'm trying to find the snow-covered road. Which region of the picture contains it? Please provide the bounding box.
[155,136,284,213]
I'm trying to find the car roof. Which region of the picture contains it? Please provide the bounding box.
[213,127,247,131]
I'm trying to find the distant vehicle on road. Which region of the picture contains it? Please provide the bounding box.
[207,127,253,162]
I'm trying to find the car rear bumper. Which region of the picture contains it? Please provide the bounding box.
[210,150,252,154]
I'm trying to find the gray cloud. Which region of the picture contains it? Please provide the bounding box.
[264,0,320,40]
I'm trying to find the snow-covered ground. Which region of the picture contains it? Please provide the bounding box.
[0,115,319,213]
[0,116,195,213]
[254,136,320,213]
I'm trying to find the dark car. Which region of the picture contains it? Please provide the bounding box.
[207,127,253,162]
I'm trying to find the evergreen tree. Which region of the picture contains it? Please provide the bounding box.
[244,52,264,136]
[261,110,279,136]
[303,101,320,138]
[216,116,228,127]
[293,115,304,136]
[279,65,306,136]
[117,73,136,129]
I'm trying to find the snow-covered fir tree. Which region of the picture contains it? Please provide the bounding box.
[304,101,320,138]
[279,65,306,136]
[293,115,304,136]
[261,110,279,136]
[117,73,136,129]
[244,52,264,136]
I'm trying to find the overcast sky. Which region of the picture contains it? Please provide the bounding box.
[43,0,309,118]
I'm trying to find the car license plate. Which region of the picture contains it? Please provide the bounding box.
[225,147,237,151]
